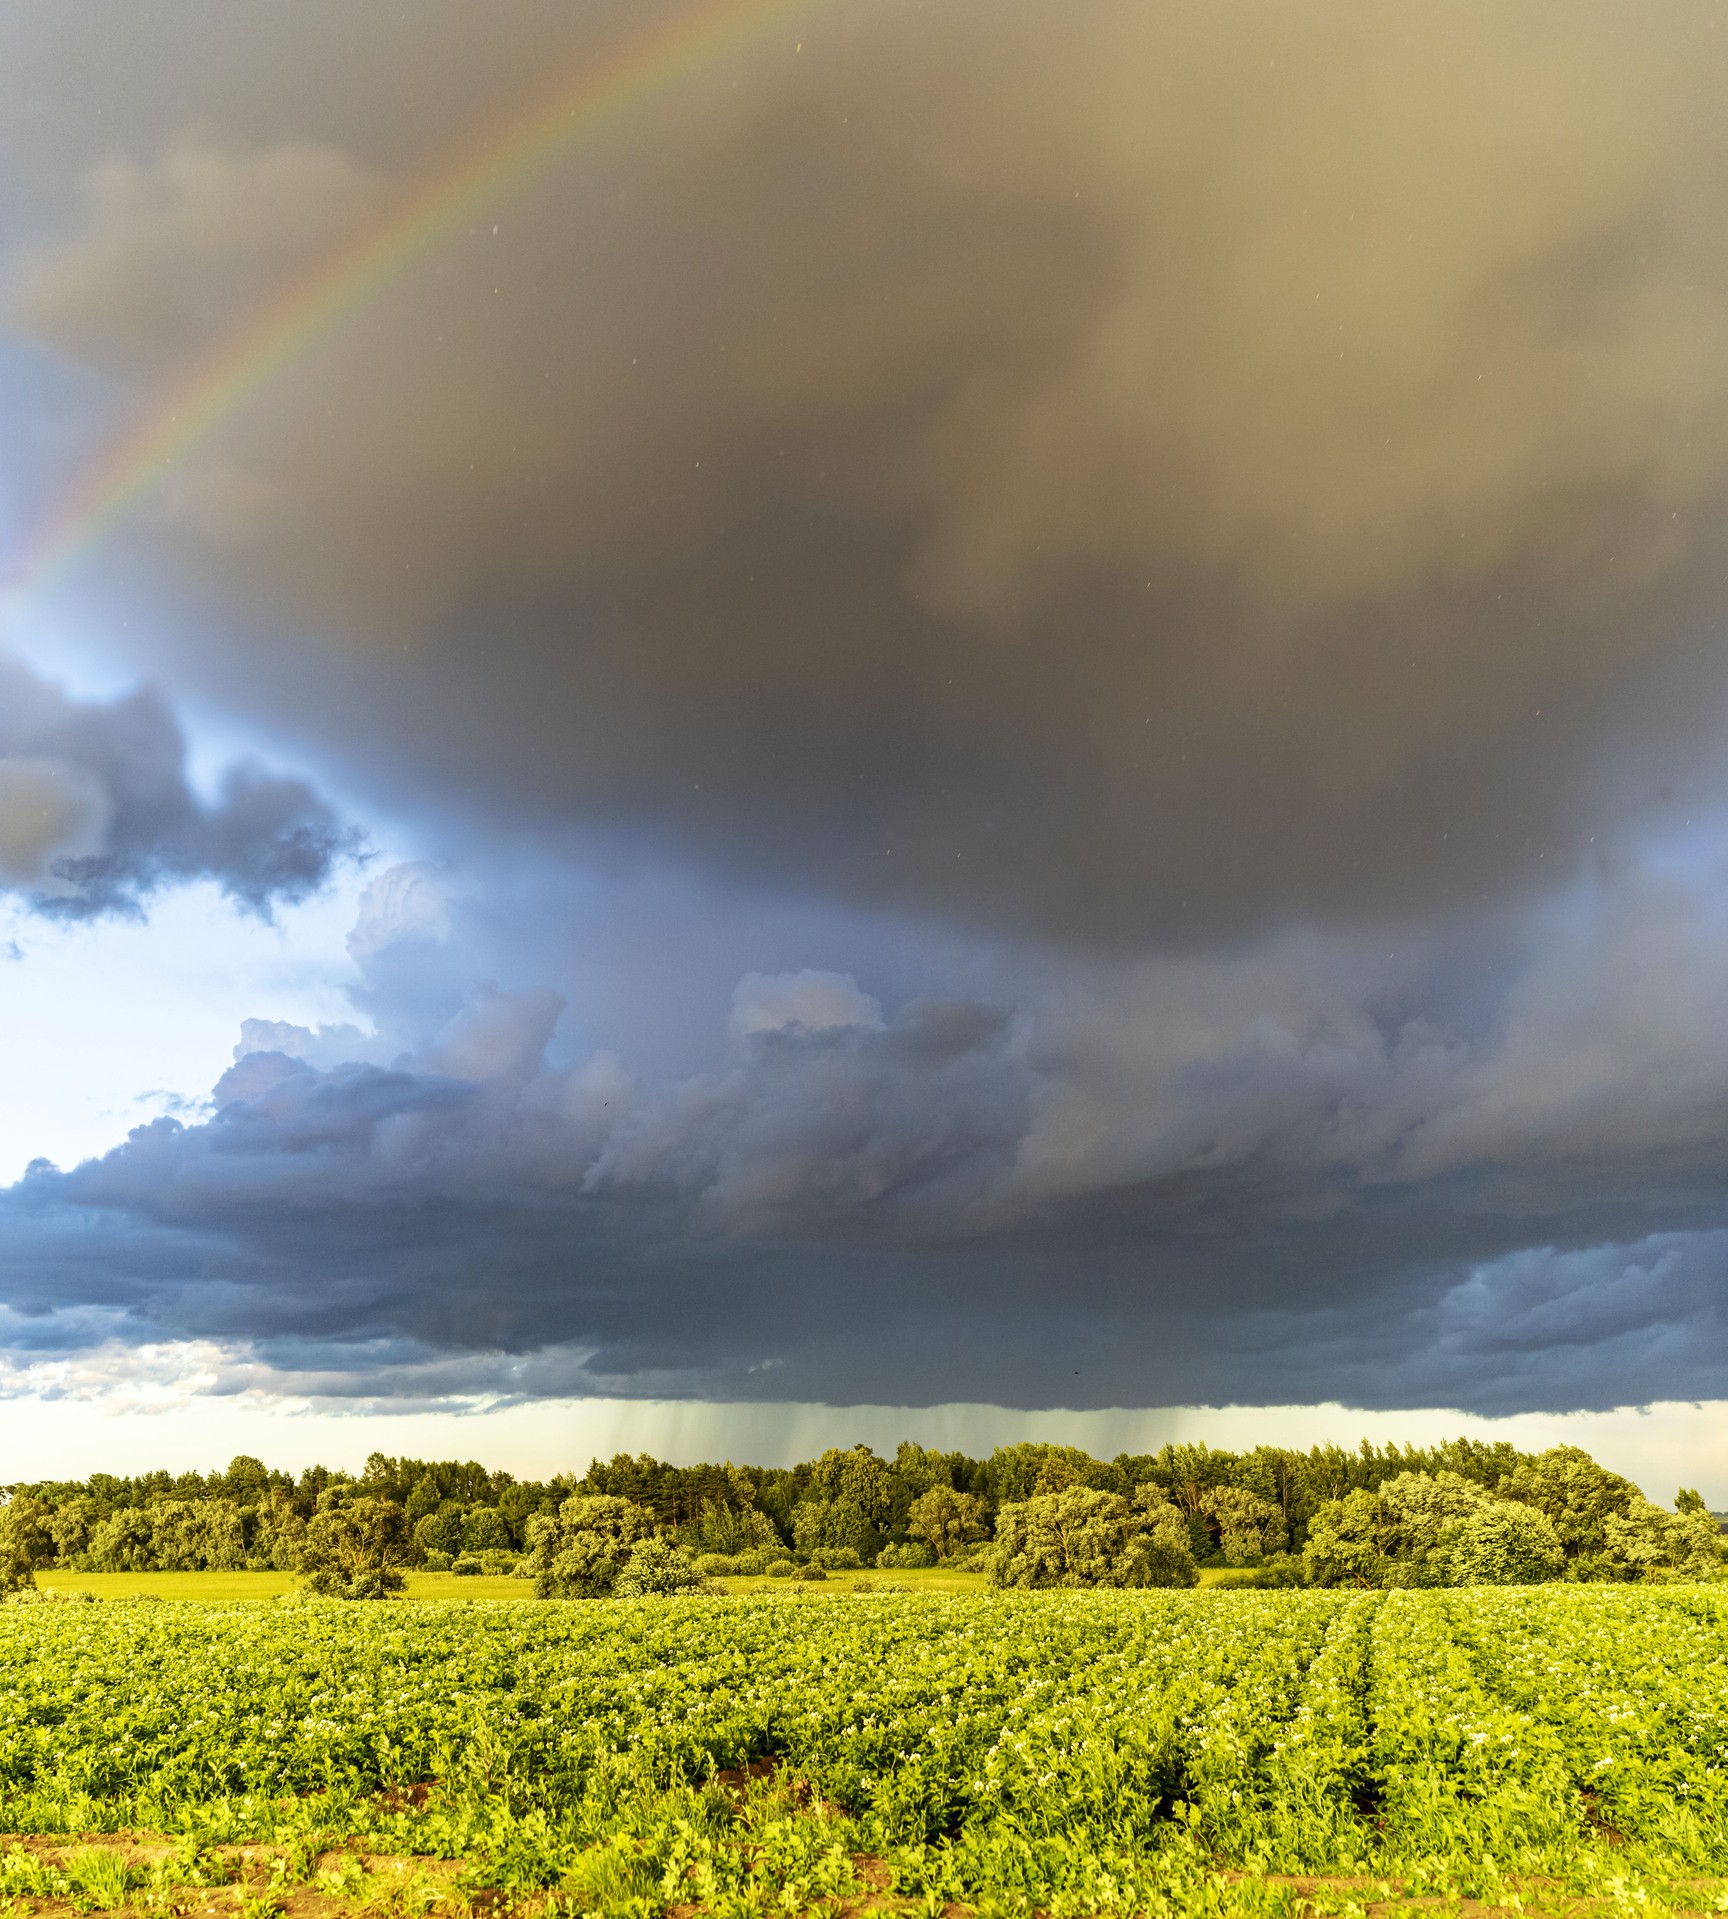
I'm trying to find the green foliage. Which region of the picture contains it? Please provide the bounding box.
[523,1494,653,1598]
[1446,1500,1565,1584]
[790,1496,878,1563]
[611,1537,708,1596]
[11,1436,1722,1610]
[1200,1484,1286,1562]
[990,1484,1197,1589]
[876,1539,937,1569]
[905,1485,988,1561]
[1495,1445,1639,1565]
[1303,1488,1385,1587]
[1,1585,1726,1909]
[297,1495,412,1599]
[1605,1495,1726,1580]
[0,1498,50,1594]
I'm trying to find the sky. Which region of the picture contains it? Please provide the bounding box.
[2,0,1728,1496]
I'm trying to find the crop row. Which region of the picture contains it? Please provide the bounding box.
[0,1588,1723,1911]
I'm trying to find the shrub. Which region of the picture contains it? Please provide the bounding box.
[877,1540,936,1569]
[810,1546,862,1569]
[298,1496,412,1599]
[463,1507,513,1555]
[791,1497,879,1564]
[422,1549,453,1572]
[991,1485,1196,1590]
[906,1487,988,1562]
[1447,1502,1564,1585]
[764,1559,795,1578]
[0,1497,51,1594]
[1303,1490,1385,1588]
[613,1538,709,1596]
[479,1549,517,1575]
[733,1550,768,1575]
[792,1562,828,1581]
[451,1554,483,1576]
[694,1553,738,1577]
[524,1495,654,1599]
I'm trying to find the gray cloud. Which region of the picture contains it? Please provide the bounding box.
[9,2,1728,941]
[7,3,1728,1415]
[5,843,1728,1410]
[0,654,357,916]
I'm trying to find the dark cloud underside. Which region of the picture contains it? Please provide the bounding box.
[4,2,1728,1411]
[15,0,1728,940]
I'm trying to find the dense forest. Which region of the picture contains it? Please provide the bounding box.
[3,1436,1722,1593]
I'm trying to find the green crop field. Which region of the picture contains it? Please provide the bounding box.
[0,1586,1723,1918]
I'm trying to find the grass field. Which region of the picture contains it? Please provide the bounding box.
[34,1567,999,1602]
[1,1584,1725,1916]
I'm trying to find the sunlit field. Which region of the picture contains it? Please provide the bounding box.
[2,1585,1726,1917]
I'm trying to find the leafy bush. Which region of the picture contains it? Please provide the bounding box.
[991,1485,1197,1589]
[810,1546,862,1569]
[791,1497,879,1564]
[479,1549,518,1575]
[422,1549,453,1572]
[613,1538,709,1596]
[1447,1502,1565,1585]
[764,1559,795,1578]
[877,1540,937,1569]
[792,1562,828,1581]
[906,1486,988,1561]
[298,1496,412,1599]
[451,1554,483,1576]
[523,1495,655,1599]
[694,1553,738,1577]
[0,1498,51,1594]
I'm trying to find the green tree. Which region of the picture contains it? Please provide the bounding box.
[1495,1446,1637,1569]
[524,1494,654,1598]
[1302,1490,1384,1587]
[1447,1502,1564,1585]
[1200,1485,1287,1562]
[0,1496,51,1593]
[690,1500,781,1556]
[298,1496,411,1599]
[1604,1496,1725,1581]
[152,1499,246,1571]
[990,1485,1195,1589]
[1375,1471,1489,1583]
[613,1537,709,1595]
[906,1486,989,1561]
[86,1507,156,1572]
[462,1506,512,1554]
[791,1495,879,1562]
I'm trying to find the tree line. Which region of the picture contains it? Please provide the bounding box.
[2,1436,1720,1597]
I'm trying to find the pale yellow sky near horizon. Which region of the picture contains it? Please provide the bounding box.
[6,1391,1723,1506]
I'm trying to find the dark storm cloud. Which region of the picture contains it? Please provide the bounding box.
[9,1,1728,1415]
[4,871,1727,1411]
[0,655,356,916]
[11,1,1728,939]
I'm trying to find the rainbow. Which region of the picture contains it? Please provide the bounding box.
[0,0,807,624]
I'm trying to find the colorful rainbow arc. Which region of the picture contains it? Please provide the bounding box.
[0,0,805,627]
